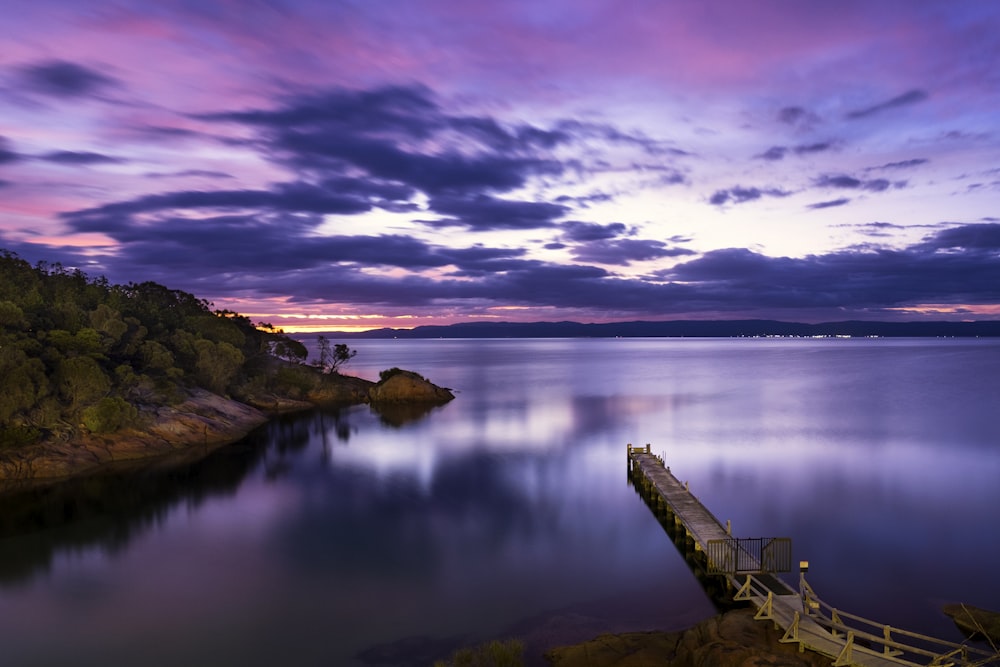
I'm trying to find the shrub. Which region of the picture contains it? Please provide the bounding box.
[81,396,138,433]
[433,639,524,667]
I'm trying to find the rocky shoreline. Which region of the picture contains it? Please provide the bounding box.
[544,607,836,667]
[0,369,453,490]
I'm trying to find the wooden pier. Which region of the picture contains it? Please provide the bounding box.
[627,444,998,667]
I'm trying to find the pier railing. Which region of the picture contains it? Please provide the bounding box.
[794,574,998,667]
[627,444,1000,667]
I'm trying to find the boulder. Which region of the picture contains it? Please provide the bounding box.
[943,603,1000,644]
[546,608,832,667]
[369,370,455,404]
[306,373,375,404]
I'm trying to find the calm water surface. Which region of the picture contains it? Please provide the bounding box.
[1,338,999,666]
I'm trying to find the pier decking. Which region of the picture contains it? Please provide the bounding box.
[627,444,998,667]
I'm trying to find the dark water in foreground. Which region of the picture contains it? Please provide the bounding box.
[1,338,999,666]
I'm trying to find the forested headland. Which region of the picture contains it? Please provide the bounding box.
[0,249,361,451]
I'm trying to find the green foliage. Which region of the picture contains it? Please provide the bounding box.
[433,639,524,667]
[57,356,111,409]
[272,365,320,398]
[0,248,340,450]
[0,300,27,329]
[81,396,138,433]
[271,337,308,364]
[0,425,40,450]
[0,345,47,423]
[194,340,244,394]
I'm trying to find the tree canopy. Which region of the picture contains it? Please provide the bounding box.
[0,249,349,448]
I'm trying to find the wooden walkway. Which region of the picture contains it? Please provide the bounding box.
[627,444,998,667]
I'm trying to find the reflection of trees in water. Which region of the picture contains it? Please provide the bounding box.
[0,406,360,584]
[0,402,563,592]
[369,401,445,428]
[271,448,562,582]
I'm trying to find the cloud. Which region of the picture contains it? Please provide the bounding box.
[778,107,808,125]
[794,142,833,155]
[871,158,929,170]
[39,150,123,165]
[0,179,9,188]
[10,221,1000,319]
[61,179,418,230]
[756,142,833,161]
[651,227,1000,311]
[0,136,21,164]
[560,221,628,242]
[814,174,891,191]
[920,222,1000,252]
[425,193,568,230]
[807,198,851,209]
[16,60,118,98]
[845,89,929,120]
[758,146,787,161]
[847,221,908,238]
[144,170,235,180]
[570,238,696,265]
[709,186,791,206]
[201,85,566,196]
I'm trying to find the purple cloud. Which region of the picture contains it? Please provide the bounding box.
[846,89,929,120]
[16,60,118,98]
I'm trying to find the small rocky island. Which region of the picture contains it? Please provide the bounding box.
[0,250,453,486]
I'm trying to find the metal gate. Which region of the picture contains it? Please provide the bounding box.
[706,537,792,575]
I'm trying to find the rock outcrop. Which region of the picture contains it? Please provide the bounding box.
[545,608,832,667]
[943,603,1000,645]
[368,370,455,404]
[0,389,268,486]
[0,368,455,488]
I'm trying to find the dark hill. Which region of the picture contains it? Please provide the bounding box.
[321,319,1000,339]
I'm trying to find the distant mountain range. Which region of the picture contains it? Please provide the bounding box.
[319,319,1000,339]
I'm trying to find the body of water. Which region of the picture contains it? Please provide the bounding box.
[1,338,999,666]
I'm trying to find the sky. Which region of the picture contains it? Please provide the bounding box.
[1,0,999,332]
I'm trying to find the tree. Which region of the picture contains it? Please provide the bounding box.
[194,339,244,394]
[57,356,110,411]
[315,335,356,374]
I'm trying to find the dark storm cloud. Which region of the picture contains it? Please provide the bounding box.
[16,60,118,98]
[814,174,891,192]
[560,221,628,242]
[0,136,21,164]
[778,107,807,124]
[201,85,565,196]
[794,142,833,155]
[62,179,417,229]
[39,150,123,165]
[756,142,832,161]
[425,194,568,230]
[652,225,1000,310]
[845,89,929,120]
[807,198,851,209]
[56,205,528,281]
[10,221,1000,317]
[758,146,788,161]
[570,238,696,265]
[709,186,790,206]
[871,158,929,170]
[919,222,1000,251]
